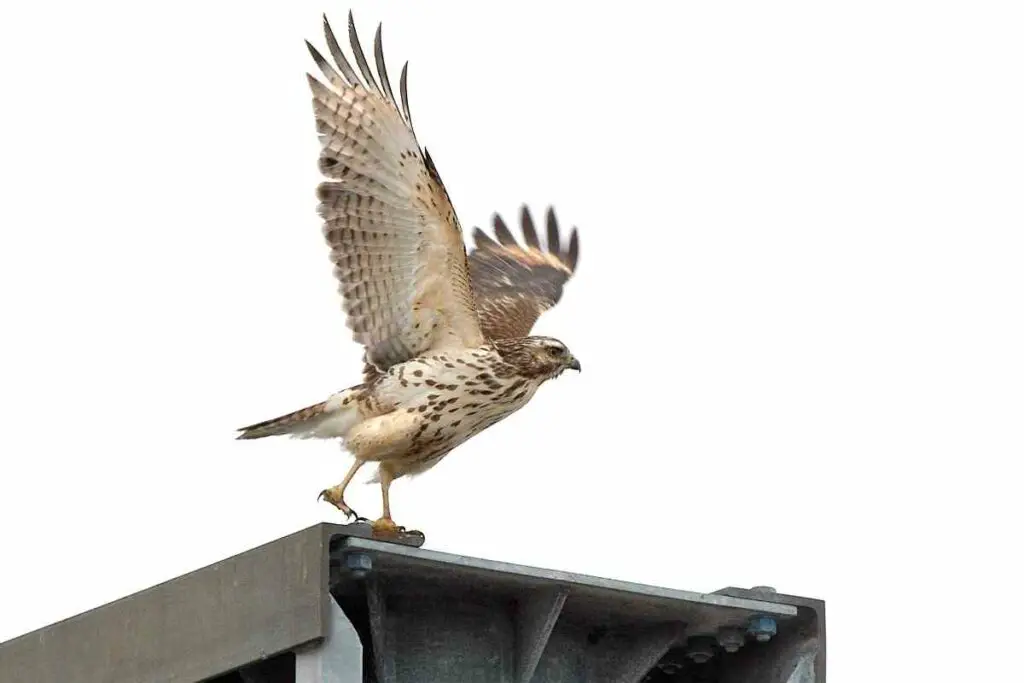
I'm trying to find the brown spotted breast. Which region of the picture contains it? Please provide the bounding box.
[372,346,543,477]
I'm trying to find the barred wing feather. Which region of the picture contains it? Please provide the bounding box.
[468,206,580,340]
[306,12,483,370]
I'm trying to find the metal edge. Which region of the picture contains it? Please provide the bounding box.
[0,524,334,683]
[715,587,826,682]
[333,536,798,618]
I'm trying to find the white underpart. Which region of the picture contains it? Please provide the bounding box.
[292,390,361,440]
[377,351,545,438]
[289,347,551,477]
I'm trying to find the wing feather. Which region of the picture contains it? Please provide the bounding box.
[521,209,541,249]
[322,15,361,86]
[347,12,381,95]
[468,206,581,340]
[545,207,562,254]
[493,214,516,246]
[308,12,483,370]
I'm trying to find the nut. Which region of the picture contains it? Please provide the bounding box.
[747,615,778,643]
[717,626,746,653]
[685,636,716,664]
[344,551,373,579]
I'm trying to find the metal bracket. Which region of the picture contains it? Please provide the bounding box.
[326,533,803,682]
[329,519,427,548]
[515,586,569,683]
[294,594,363,683]
[596,622,688,683]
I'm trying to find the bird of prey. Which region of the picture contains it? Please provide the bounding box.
[237,12,582,538]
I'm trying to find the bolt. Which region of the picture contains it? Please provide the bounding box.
[717,626,746,653]
[747,615,777,643]
[750,585,777,595]
[344,551,372,579]
[685,636,716,664]
[656,648,687,675]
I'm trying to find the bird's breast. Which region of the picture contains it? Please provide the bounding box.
[377,351,541,447]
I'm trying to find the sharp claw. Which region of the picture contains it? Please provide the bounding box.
[317,489,360,520]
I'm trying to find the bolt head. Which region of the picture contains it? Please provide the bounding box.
[658,648,688,670]
[747,615,777,642]
[344,552,373,578]
[684,636,716,664]
[717,627,745,653]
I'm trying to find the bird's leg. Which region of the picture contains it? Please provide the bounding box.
[318,458,366,521]
[370,465,401,537]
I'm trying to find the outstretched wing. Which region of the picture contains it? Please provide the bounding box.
[468,206,580,340]
[306,13,484,371]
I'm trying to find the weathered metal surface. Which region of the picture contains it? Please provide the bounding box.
[238,652,297,683]
[333,536,796,622]
[0,524,824,683]
[365,576,396,683]
[294,596,363,683]
[329,535,803,683]
[714,587,825,683]
[0,525,331,683]
[328,520,426,548]
[596,622,688,683]
[514,586,568,683]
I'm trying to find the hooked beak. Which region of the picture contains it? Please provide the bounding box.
[568,356,581,372]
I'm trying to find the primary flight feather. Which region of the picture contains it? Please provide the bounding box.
[237,11,583,537]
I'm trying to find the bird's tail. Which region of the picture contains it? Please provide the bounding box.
[236,388,363,441]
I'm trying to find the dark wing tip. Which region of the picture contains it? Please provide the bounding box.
[399,61,415,131]
[347,10,381,94]
[373,22,398,109]
[305,41,337,83]
[305,72,334,100]
[473,227,499,249]
[493,214,517,246]
[545,206,562,254]
[322,12,362,87]
[520,205,540,249]
[305,39,321,63]
[474,206,579,273]
[565,227,580,272]
[545,206,557,227]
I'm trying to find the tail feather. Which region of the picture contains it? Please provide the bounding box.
[236,401,331,440]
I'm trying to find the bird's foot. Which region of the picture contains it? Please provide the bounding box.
[370,516,404,538]
[366,516,425,545]
[318,487,367,523]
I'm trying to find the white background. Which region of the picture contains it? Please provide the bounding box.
[1,1,1022,680]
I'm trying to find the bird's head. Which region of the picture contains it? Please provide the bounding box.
[494,336,581,380]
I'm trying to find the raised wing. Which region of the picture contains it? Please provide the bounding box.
[468,206,580,340]
[306,13,484,370]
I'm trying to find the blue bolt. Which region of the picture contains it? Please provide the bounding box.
[747,615,777,642]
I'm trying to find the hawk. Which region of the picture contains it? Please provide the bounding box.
[237,12,582,538]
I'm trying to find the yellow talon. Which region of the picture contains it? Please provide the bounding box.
[371,517,401,537]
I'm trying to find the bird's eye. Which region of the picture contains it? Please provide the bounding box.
[550,346,566,356]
